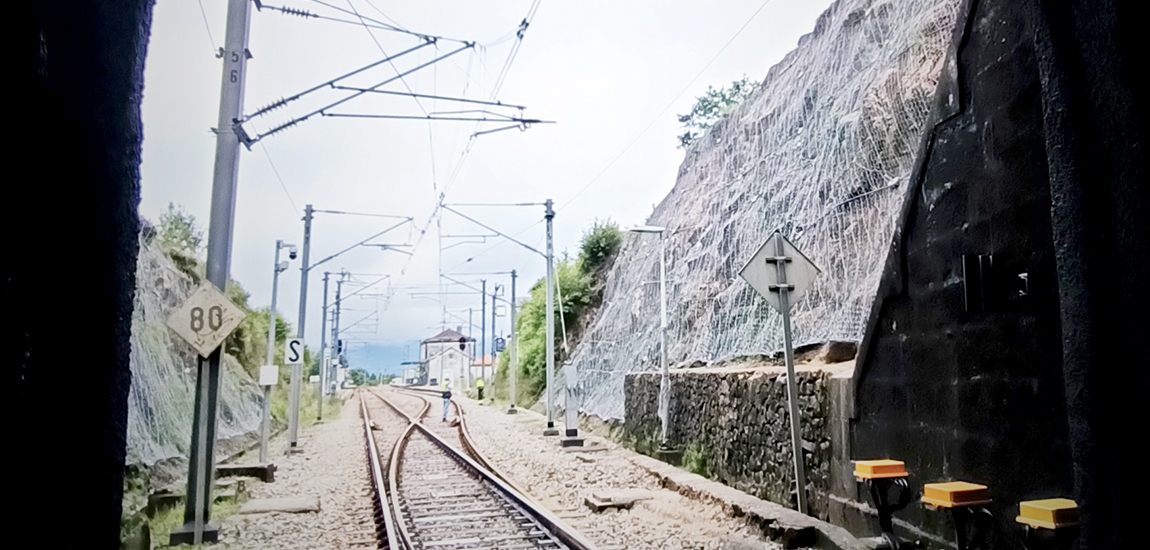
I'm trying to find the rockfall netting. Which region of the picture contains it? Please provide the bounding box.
[126,239,263,474]
[571,0,962,420]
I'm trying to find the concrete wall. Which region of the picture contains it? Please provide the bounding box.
[625,364,851,520]
[850,0,1073,545]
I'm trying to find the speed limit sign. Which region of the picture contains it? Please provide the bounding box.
[166,283,247,357]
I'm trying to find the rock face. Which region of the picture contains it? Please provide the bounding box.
[126,240,263,481]
[574,0,963,421]
[625,366,840,518]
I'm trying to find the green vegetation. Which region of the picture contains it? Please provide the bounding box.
[682,442,713,478]
[676,76,757,149]
[149,498,242,549]
[148,204,300,383]
[493,221,623,406]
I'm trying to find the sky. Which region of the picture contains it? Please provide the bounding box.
[140,0,834,374]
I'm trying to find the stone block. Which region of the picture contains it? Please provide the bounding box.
[218,462,277,482]
[238,496,321,514]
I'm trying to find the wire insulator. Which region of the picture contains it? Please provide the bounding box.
[250,97,288,118]
[278,6,316,19]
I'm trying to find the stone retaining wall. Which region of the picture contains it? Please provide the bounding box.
[624,365,847,519]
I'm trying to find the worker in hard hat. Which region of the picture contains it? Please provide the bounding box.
[476,377,485,400]
[440,377,452,422]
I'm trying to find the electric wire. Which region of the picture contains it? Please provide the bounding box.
[558,0,777,212]
[258,142,301,214]
[197,0,217,52]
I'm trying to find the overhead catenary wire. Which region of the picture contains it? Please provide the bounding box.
[258,142,301,214]
[253,43,474,143]
[557,0,778,212]
[390,1,547,285]
[196,0,217,52]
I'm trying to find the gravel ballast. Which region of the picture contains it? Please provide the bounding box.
[454,394,784,550]
[210,397,377,549]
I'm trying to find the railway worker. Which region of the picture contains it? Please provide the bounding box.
[440,378,452,422]
[476,377,485,400]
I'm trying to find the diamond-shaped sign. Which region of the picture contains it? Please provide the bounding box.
[739,230,821,313]
[166,283,247,357]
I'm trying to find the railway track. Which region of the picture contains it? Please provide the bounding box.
[360,386,596,550]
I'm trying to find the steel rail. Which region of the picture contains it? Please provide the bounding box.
[385,387,598,550]
[359,391,403,550]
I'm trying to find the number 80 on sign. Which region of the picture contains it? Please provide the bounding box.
[166,284,247,358]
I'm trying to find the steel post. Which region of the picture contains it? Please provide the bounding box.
[260,241,283,464]
[174,0,252,543]
[775,232,809,514]
[544,200,558,435]
[509,270,518,412]
[317,272,329,420]
[480,280,486,383]
[331,272,345,395]
[290,204,312,449]
[658,234,669,446]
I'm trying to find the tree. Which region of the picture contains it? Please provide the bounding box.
[579,220,623,275]
[156,202,203,255]
[676,76,757,149]
[348,368,369,386]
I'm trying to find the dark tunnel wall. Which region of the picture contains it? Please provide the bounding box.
[851,0,1149,548]
[2,2,153,548]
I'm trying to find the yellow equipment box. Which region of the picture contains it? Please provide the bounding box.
[1016,498,1079,529]
[921,481,991,508]
[853,459,908,480]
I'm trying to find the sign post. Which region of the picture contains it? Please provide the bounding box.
[285,338,304,447]
[165,284,247,544]
[739,230,820,515]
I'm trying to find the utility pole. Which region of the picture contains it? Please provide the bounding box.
[317,272,330,421]
[172,0,251,544]
[332,271,346,394]
[261,240,293,464]
[491,284,498,382]
[480,279,486,383]
[543,200,559,436]
[508,270,518,414]
[289,204,312,450]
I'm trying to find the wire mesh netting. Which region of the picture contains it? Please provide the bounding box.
[126,239,264,470]
[571,0,962,420]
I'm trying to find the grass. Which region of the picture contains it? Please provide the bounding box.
[682,442,712,478]
[270,379,344,428]
[149,499,242,549]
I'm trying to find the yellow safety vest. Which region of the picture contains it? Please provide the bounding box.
[476,378,485,389]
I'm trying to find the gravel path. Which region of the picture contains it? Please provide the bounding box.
[454,395,781,550]
[211,397,378,550]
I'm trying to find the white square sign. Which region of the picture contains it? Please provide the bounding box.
[285,338,305,364]
[259,365,279,386]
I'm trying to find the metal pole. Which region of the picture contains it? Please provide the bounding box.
[480,280,486,384]
[544,200,558,435]
[775,232,809,514]
[333,272,345,393]
[317,272,329,420]
[176,0,251,543]
[509,270,518,412]
[658,233,670,447]
[260,241,283,464]
[289,204,312,449]
[491,285,497,382]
